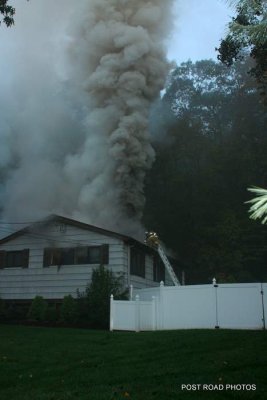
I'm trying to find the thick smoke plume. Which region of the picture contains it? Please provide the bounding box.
[0,0,174,237]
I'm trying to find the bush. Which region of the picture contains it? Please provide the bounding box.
[0,298,6,321]
[27,296,48,322]
[46,304,59,323]
[77,265,128,329]
[60,295,78,324]
[3,302,28,321]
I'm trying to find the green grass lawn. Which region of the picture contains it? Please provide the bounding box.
[0,325,266,400]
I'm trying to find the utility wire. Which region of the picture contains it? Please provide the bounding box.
[0,221,47,225]
[0,226,126,248]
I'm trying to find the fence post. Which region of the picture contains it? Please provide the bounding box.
[152,296,157,331]
[135,295,140,332]
[261,283,266,330]
[159,281,164,330]
[110,294,114,332]
[182,271,185,286]
[130,284,133,301]
[213,278,219,329]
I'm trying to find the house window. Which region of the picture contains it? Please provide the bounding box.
[0,249,29,269]
[43,245,109,267]
[60,248,75,265]
[88,247,101,264]
[153,255,165,282]
[130,247,146,278]
[75,247,88,264]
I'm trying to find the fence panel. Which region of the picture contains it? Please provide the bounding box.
[110,297,156,331]
[139,301,155,331]
[160,285,217,329]
[216,283,263,329]
[110,283,267,331]
[110,300,136,331]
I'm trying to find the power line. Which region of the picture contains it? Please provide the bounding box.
[0,241,122,249]
[0,221,46,225]
[0,227,126,248]
[0,223,142,248]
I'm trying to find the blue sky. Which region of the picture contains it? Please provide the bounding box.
[168,0,232,63]
[2,0,233,65]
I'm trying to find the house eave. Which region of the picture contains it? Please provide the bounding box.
[0,214,151,252]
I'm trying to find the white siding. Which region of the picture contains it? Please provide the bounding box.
[0,223,126,299]
[129,254,174,289]
[0,221,165,299]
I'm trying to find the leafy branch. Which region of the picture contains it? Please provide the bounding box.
[0,0,15,27]
[246,187,267,224]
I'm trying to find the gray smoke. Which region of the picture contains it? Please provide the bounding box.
[0,0,174,237]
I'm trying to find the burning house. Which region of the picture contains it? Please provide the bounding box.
[0,215,174,301]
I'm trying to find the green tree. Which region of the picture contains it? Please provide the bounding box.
[0,297,6,320]
[144,58,267,283]
[217,0,267,101]
[0,0,15,27]
[77,265,128,329]
[60,295,78,324]
[246,187,267,223]
[27,296,48,322]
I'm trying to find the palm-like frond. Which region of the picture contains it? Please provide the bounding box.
[246,187,267,224]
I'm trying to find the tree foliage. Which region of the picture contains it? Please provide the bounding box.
[60,295,78,324]
[217,0,267,101]
[27,296,48,321]
[144,58,267,284]
[77,265,128,329]
[0,0,15,27]
[246,186,267,223]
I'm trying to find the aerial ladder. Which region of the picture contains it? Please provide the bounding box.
[145,232,181,286]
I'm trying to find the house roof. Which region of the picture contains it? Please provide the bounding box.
[0,214,149,251]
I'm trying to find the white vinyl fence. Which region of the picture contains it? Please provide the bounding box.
[110,282,267,331]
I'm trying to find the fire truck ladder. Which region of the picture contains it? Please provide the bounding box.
[145,232,180,286]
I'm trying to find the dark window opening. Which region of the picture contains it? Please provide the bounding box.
[60,248,75,265]
[88,247,101,264]
[153,255,165,282]
[75,246,88,264]
[43,245,109,267]
[0,249,29,269]
[130,247,146,278]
